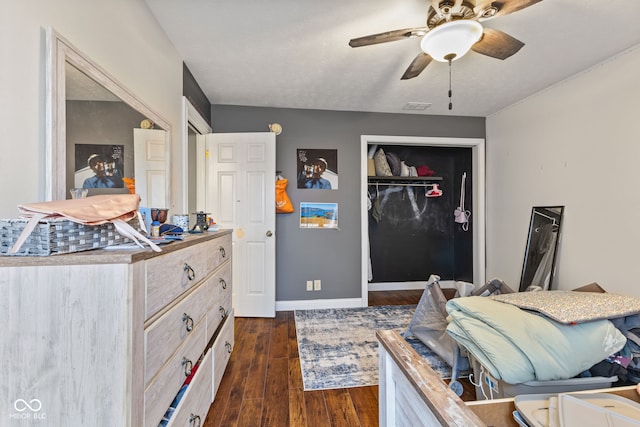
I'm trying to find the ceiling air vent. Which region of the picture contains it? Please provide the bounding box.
[402,102,432,111]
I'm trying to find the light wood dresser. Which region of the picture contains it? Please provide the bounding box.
[0,231,233,426]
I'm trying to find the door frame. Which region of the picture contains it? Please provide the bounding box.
[360,135,486,306]
[181,96,211,215]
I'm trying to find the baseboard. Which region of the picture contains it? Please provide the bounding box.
[276,280,461,311]
[368,280,458,291]
[276,298,364,311]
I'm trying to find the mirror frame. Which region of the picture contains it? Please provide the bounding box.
[45,27,171,203]
[519,205,564,291]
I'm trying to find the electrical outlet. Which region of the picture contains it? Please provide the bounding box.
[306,280,313,291]
[314,279,321,291]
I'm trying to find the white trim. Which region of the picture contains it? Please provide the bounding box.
[361,135,486,307]
[181,96,211,213]
[275,298,363,312]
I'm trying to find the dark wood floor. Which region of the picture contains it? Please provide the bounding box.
[203,290,473,426]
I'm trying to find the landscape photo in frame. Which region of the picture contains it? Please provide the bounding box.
[300,202,338,229]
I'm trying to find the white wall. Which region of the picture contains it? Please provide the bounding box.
[0,1,184,218]
[486,44,640,296]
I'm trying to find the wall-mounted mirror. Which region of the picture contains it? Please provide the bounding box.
[46,27,171,208]
[519,206,564,292]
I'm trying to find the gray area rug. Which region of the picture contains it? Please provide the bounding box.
[294,305,451,391]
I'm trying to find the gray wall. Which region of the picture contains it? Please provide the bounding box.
[211,105,485,302]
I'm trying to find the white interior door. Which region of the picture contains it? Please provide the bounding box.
[134,128,167,208]
[205,132,276,318]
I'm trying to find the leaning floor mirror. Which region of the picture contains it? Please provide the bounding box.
[519,206,564,292]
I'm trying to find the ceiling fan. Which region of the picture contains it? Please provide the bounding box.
[349,0,542,80]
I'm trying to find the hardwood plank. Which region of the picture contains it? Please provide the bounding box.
[288,311,299,359]
[211,360,250,426]
[289,386,307,427]
[244,331,270,399]
[254,317,273,334]
[322,389,361,426]
[236,398,263,427]
[217,397,243,427]
[261,357,290,426]
[303,390,331,427]
[289,357,303,389]
[269,310,289,359]
[348,386,379,427]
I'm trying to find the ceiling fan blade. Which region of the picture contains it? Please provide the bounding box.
[349,27,427,48]
[475,0,542,21]
[471,28,524,60]
[401,53,433,80]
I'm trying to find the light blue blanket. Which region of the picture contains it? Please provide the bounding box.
[446,297,626,384]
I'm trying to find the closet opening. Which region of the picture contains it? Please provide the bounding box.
[360,136,485,306]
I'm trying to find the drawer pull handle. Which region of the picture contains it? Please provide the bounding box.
[225,341,232,353]
[189,414,201,427]
[219,306,226,318]
[183,263,195,281]
[182,357,193,377]
[182,313,194,332]
[219,246,226,258]
[220,278,227,289]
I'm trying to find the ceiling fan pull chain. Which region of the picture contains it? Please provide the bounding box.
[448,58,453,110]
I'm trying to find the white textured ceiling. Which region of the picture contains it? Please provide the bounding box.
[145,0,640,117]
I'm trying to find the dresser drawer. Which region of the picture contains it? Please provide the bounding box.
[145,318,207,427]
[212,311,234,399]
[145,277,211,388]
[165,349,213,427]
[145,238,219,320]
[206,233,232,273]
[206,261,232,341]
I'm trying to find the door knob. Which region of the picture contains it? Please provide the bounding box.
[266,230,273,237]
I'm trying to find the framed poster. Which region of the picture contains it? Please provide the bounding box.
[297,148,338,189]
[300,202,338,229]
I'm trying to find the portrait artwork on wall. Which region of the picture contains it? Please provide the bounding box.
[300,202,339,229]
[297,148,338,189]
[74,144,126,190]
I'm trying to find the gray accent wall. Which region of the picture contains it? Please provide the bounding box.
[210,105,485,302]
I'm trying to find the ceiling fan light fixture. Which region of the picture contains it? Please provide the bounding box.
[420,20,483,62]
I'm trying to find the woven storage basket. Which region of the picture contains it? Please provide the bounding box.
[0,217,138,256]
